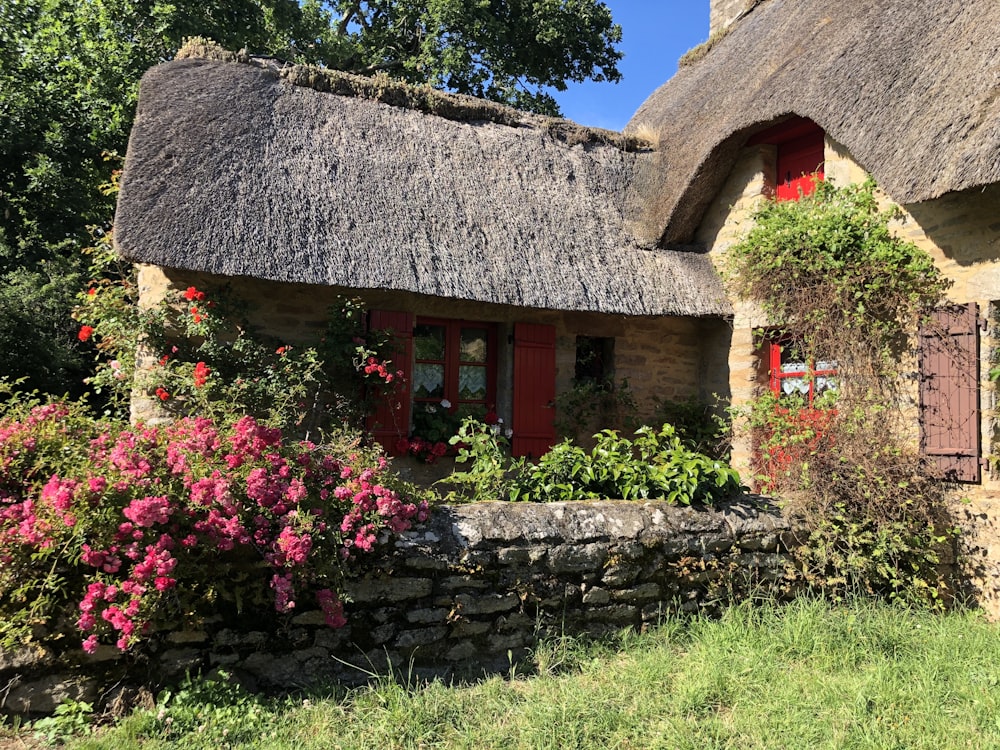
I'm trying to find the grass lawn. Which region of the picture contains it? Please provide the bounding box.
[12,597,1000,749]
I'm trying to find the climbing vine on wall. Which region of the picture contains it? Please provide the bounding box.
[727,179,957,607]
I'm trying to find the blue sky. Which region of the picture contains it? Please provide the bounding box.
[551,1,710,131]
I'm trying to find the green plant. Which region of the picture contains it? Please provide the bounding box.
[31,698,94,744]
[0,398,428,653]
[140,671,272,745]
[510,424,742,505]
[650,396,731,459]
[75,260,400,438]
[48,599,1000,750]
[438,417,520,502]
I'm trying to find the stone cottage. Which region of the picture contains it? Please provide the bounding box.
[114,47,732,459]
[115,0,1000,602]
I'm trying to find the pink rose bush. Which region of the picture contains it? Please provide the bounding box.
[0,401,428,653]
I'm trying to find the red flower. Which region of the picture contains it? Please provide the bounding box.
[158,354,169,366]
[193,361,211,388]
[484,410,498,425]
[394,438,411,454]
[77,325,94,342]
[155,387,170,401]
[87,288,96,297]
[276,346,288,355]
[183,286,205,302]
[432,441,448,457]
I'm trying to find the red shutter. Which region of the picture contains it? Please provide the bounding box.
[919,303,981,482]
[512,322,556,459]
[775,131,824,202]
[366,311,413,455]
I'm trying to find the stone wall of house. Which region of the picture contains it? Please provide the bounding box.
[134,265,725,439]
[696,133,1000,619]
[0,498,799,714]
[695,143,775,474]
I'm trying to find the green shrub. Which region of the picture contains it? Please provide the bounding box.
[75,263,399,437]
[510,424,742,505]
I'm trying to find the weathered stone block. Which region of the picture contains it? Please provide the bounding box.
[611,583,661,603]
[445,641,480,661]
[582,587,611,605]
[3,675,97,714]
[602,564,640,586]
[159,648,204,676]
[406,607,450,625]
[586,605,639,624]
[345,577,434,603]
[168,630,209,644]
[489,632,527,651]
[450,620,492,638]
[453,593,519,616]
[497,546,531,565]
[395,626,448,649]
[549,543,608,574]
[438,575,493,592]
[0,644,52,673]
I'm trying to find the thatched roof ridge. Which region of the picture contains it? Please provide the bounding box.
[628,0,1000,245]
[175,39,649,153]
[115,58,730,318]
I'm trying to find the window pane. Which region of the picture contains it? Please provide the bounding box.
[458,365,487,400]
[780,376,809,396]
[413,363,444,398]
[460,328,488,363]
[414,325,445,361]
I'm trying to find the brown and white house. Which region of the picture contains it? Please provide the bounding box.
[115,1,1000,608]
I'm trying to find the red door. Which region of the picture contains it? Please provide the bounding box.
[512,323,556,459]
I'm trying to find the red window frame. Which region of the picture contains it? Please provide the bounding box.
[768,340,838,408]
[412,318,497,417]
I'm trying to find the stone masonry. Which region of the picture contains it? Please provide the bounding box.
[1,497,797,713]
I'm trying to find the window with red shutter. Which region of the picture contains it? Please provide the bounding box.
[748,117,825,202]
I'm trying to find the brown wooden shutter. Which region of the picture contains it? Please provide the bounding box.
[512,322,556,459]
[919,303,981,482]
[365,310,413,455]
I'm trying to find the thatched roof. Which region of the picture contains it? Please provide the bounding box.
[115,55,730,318]
[628,0,1000,245]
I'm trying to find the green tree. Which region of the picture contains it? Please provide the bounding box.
[0,0,622,396]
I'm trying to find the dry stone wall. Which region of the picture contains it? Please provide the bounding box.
[1,498,797,713]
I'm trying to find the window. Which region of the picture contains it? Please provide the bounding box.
[412,318,496,420]
[768,339,837,407]
[574,336,614,385]
[367,310,555,459]
[748,116,825,202]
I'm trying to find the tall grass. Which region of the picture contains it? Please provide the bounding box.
[48,598,1000,749]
